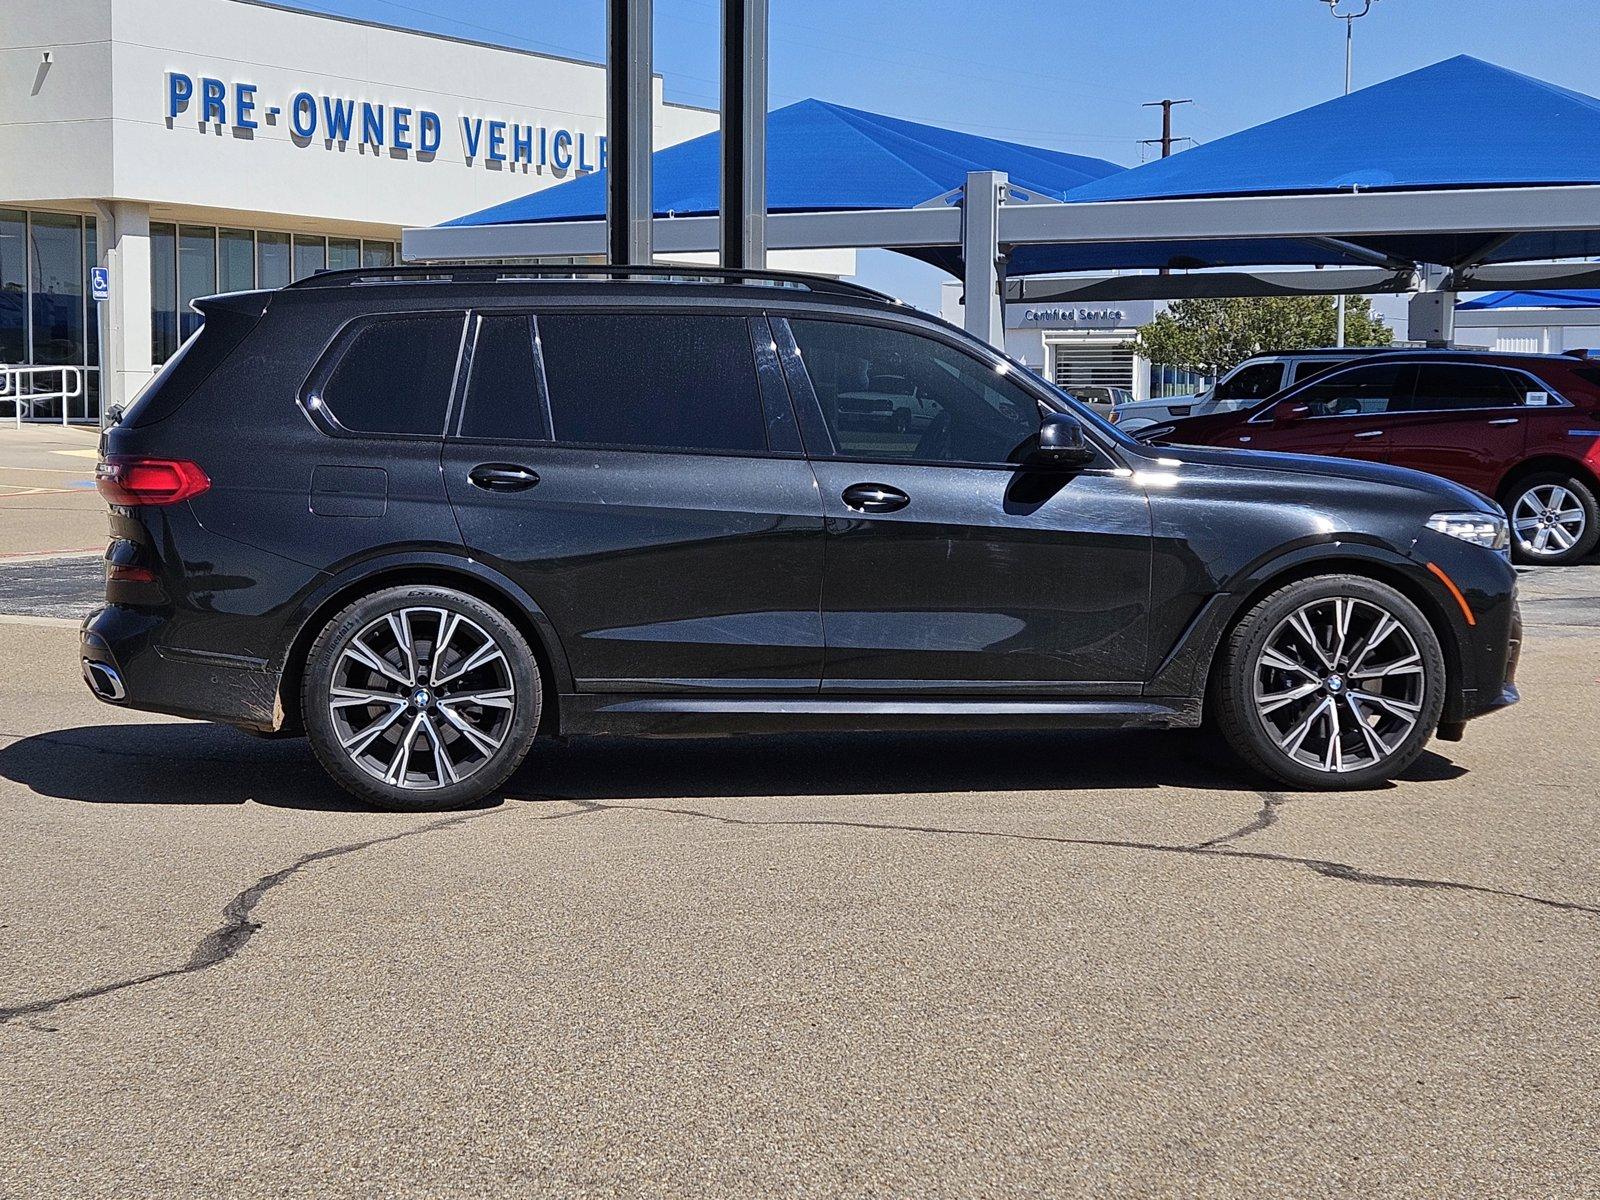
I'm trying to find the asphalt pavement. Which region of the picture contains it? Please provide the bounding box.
[2,426,1598,1198]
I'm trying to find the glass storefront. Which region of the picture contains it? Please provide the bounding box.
[1,207,99,418]
[151,224,400,362]
[2,207,400,420]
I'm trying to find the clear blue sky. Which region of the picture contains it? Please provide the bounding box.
[286,0,1600,308]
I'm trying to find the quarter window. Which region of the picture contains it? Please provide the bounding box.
[318,314,463,436]
[459,314,549,441]
[788,319,1041,466]
[1293,363,1412,417]
[537,314,767,453]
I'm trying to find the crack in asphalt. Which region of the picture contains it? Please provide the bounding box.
[1189,791,1288,850]
[517,796,1600,922]
[0,808,504,1028]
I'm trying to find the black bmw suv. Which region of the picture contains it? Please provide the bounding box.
[85,266,1520,810]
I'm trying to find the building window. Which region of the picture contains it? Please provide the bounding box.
[328,237,360,272]
[293,235,327,281]
[150,223,179,363]
[1,208,26,363]
[29,212,86,367]
[177,226,217,342]
[219,229,255,293]
[257,231,290,290]
[361,241,395,268]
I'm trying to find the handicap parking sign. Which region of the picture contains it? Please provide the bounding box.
[89,266,110,301]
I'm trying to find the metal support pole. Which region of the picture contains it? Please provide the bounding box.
[720,0,768,269]
[606,0,653,265]
[962,171,1007,349]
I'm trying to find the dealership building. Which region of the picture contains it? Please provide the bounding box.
[0,0,730,416]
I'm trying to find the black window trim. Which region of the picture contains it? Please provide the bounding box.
[443,306,796,461]
[770,311,1126,475]
[301,308,470,441]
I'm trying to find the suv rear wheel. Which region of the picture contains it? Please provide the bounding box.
[1213,575,1446,790]
[303,585,541,811]
[1504,472,1599,566]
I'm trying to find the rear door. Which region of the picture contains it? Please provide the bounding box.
[777,314,1151,692]
[1239,362,1416,462]
[442,308,825,694]
[1380,362,1535,494]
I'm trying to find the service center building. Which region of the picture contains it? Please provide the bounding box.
[0,0,719,414]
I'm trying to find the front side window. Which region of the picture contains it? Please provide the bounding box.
[318,314,463,436]
[1291,363,1413,418]
[537,313,766,454]
[1406,364,1532,411]
[789,319,1040,466]
[1215,361,1286,402]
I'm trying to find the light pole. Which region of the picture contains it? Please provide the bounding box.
[1319,0,1379,347]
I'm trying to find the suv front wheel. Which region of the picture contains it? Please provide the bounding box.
[303,585,542,811]
[1212,575,1446,790]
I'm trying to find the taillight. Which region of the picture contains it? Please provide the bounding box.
[96,457,210,506]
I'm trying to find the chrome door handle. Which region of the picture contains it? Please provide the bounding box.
[1353,430,1385,439]
[841,483,910,513]
[468,463,541,492]
[1487,417,1521,426]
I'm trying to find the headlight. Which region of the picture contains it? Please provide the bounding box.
[1426,511,1510,553]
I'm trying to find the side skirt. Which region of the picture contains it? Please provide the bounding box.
[558,694,1204,738]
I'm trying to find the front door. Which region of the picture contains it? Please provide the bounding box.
[443,309,824,693]
[776,316,1151,692]
[1242,361,1418,464]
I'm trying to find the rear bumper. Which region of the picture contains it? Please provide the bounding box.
[81,604,282,731]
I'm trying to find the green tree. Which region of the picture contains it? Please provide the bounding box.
[1130,295,1392,376]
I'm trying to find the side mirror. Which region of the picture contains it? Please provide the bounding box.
[1031,411,1096,469]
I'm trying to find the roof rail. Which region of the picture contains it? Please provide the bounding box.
[285,262,899,303]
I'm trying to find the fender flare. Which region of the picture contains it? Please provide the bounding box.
[274,548,576,701]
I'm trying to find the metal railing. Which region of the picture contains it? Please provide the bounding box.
[1,365,89,428]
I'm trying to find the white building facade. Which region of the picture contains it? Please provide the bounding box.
[938,282,1205,401]
[0,0,724,415]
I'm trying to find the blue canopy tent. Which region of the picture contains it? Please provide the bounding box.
[1459,290,1600,311]
[1028,55,1600,276]
[448,98,1124,227]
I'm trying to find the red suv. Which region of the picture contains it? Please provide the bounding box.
[1141,351,1600,564]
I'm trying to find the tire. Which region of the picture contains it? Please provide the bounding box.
[302,585,542,811]
[1504,472,1599,566]
[1211,574,1446,791]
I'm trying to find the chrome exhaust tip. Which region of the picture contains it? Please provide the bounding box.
[82,658,126,701]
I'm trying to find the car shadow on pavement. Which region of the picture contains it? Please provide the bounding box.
[0,722,1467,811]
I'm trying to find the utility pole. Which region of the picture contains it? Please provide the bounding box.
[1140,98,1192,158]
[1319,0,1380,345]
[606,0,653,266]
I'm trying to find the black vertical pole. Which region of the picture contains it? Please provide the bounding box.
[720,0,768,269]
[607,0,653,265]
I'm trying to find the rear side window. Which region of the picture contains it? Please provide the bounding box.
[1406,364,1529,411]
[319,314,463,436]
[1288,359,1343,385]
[459,314,550,441]
[536,314,766,453]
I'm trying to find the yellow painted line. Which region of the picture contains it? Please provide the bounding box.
[0,465,96,475]
[53,448,102,459]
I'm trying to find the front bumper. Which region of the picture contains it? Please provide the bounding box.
[81,604,282,731]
